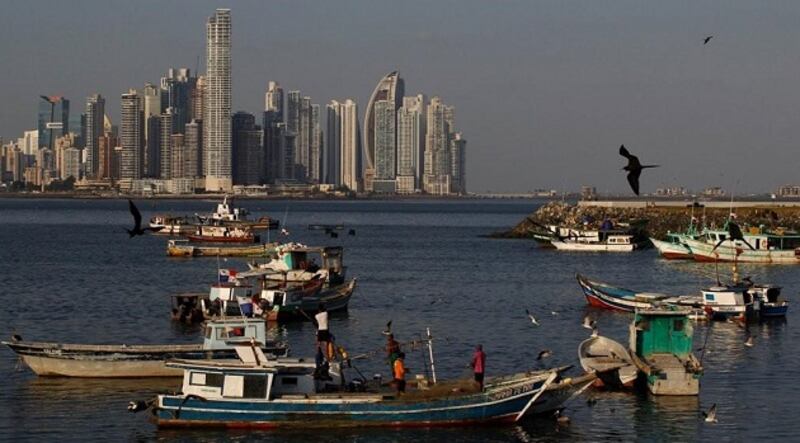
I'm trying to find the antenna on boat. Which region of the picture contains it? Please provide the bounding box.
[426,327,437,384]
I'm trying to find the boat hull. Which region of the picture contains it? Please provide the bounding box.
[577,274,650,312]
[685,238,800,264]
[551,241,636,252]
[650,238,692,260]
[186,235,257,244]
[154,374,552,428]
[168,242,277,257]
[269,280,357,321]
[4,342,289,378]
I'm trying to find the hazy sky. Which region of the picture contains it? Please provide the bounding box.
[2,0,800,194]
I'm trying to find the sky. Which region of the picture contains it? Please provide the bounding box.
[1,0,800,194]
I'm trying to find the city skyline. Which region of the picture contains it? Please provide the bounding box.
[2,1,800,194]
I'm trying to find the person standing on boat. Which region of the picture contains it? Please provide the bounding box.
[386,333,401,372]
[315,304,330,359]
[471,344,486,391]
[393,352,407,394]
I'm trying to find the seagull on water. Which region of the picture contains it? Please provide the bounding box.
[744,335,754,347]
[703,403,718,423]
[525,309,540,326]
[537,349,553,360]
[619,145,659,196]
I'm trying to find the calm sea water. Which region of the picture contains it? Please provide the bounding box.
[0,198,797,442]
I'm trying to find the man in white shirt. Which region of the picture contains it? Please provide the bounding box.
[315,304,330,359]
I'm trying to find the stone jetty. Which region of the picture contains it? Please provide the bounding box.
[492,201,800,240]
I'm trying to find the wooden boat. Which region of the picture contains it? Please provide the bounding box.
[551,231,644,252]
[629,307,703,395]
[167,239,278,257]
[578,335,637,389]
[685,227,800,264]
[261,279,357,321]
[247,244,347,287]
[149,215,195,236]
[750,284,789,317]
[186,225,259,244]
[2,319,288,378]
[576,274,700,313]
[135,344,596,428]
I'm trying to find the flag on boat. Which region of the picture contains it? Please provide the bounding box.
[236,295,253,317]
[219,268,238,283]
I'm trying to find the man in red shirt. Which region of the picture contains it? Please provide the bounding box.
[471,344,486,391]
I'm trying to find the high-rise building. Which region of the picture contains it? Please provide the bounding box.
[265,81,284,120]
[286,90,301,135]
[204,8,232,191]
[145,115,161,178]
[170,133,185,179]
[340,100,361,191]
[38,96,69,151]
[423,96,451,195]
[184,120,202,178]
[22,130,39,156]
[62,147,81,181]
[232,111,263,185]
[450,132,467,194]
[161,68,194,133]
[373,99,396,192]
[159,110,174,179]
[263,110,283,183]
[397,94,426,193]
[280,125,295,181]
[363,71,404,192]
[309,104,323,183]
[295,96,312,180]
[97,133,117,179]
[120,89,144,180]
[84,94,105,177]
[191,75,205,122]
[325,101,342,186]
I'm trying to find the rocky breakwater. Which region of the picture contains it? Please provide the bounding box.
[491,201,800,240]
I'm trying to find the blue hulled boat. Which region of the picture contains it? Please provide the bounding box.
[138,346,595,429]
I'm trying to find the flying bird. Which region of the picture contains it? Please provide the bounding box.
[711,220,754,252]
[550,311,559,316]
[280,228,290,236]
[582,315,596,330]
[525,309,540,326]
[126,200,159,238]
[703,35,713,45]
[381,321,392,336]
[703,403,718,423]
[619,145,659,196]
[537,349,553,360]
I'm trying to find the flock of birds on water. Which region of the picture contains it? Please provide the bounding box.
[118,34,726,429]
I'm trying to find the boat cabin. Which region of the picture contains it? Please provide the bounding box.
[701,285,752,314]
[267,244,346,285]
[206,283,256,316]
[202,319,268,350]
[211,196,250,222]
[606,235,633,245]
[630,308,695,360]
[173,346,343,401]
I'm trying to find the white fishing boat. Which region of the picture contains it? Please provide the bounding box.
[685,228,800,264]
[3,319,288,378]
[651,233,697,260]
[149,215,195,236]
[578,335,637,389]
[248,244,347,286]
[551,231,641,252]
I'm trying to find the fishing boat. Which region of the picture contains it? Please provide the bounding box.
[248,244,347,287]
[749,284,789,317]
[685,227,800,264]
[551,231,643,252]
[2,319,288,378]
[133,341,596,428]
[198,196,279,230]
[576,274,700,312]
[167,239,278,257]
[186,225,260,244]
[629,307,703,395]
[149,215,195,236]
[578,335,637,389]
[650,232,699,260]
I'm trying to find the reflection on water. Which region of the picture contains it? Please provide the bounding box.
[1,199,799,441]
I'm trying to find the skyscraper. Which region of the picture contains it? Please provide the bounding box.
[363,71,404,192]
[142,83,161,177]
[191,75,205,122]
[423,96,451,195]
[373,99,396,192]
[38,96,69,152]
[325,101,342,186]
[340,100,361,191]
[450,132,467,194]
[263,81,284,184]
[265,81,284,120]
[170,133,185,179]
[159,110,174,179]
[232,111,263,185]
[84,94,105,178]
[204,8,232,191]
[184,120,202,179]
[309,103,323,183]
[397,94,426,193]
[161,68,194,133]
[120,89,144,180]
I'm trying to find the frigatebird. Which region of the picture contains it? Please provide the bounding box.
[703,35,713,45]
[711,220,754,252]
[619,145,659,196]
[126,200,160,238]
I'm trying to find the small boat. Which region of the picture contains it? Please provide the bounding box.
[260,279,357,321]
[578,335,637,389]
[186,225,259,244]
[134,342,596,428]
[248,244,348,287]
[551,231,643,252]
[629,307,703,396]
[199,196,280,230]
[167,239,278,257]
[750,284,789,317]
[2,319,289,378]
[650,233,696,260]
[576,274,700,313]
[685,227,800,264]
[149,215,195,236]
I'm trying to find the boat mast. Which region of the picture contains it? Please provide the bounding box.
[426,327,437,384]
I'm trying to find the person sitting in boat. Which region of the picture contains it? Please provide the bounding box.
[393,352,407,394]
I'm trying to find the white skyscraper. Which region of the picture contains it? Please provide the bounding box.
[204,8,232,191]
[423,96,451,195]
[329,99,361,191]
[363,71,404,192]
[396,94,425,193]
[120,89,144,180]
